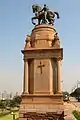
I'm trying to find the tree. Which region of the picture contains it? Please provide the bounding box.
[70,87,80,97]
[63,91,70,96]
[63,91,70,101]
[13,95,22,107]
[75,88,80,94]
[0,100,6,112]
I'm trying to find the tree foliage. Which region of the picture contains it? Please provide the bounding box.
[0,95,22,111]
[70,87,80,97]
[63,91,70,96]
[13,95,22,105]
[0,100,6,111]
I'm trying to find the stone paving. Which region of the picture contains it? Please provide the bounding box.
[64,97,80,120]
[64,102,76,120]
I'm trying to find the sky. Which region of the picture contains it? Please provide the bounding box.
[0,0,80,94]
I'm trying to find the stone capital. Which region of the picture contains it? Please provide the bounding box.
[56,57,61,61]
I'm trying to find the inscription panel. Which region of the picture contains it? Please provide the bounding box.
[34,59,50,94]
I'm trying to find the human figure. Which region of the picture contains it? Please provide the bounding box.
[52,33,60,48]
[24,35,31,49]
[54,33,59,40]
[39,4,49,24]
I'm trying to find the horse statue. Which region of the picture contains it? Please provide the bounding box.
[31,4,60,25]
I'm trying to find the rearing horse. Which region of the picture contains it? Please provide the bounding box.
[32,4,60,25]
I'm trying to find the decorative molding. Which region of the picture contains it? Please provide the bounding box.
[21,48,63,60]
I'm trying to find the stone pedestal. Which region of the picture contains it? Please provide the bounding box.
[20,24,64,119]
[31,25,56,48]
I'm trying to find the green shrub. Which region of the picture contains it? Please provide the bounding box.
[72,110,80,120]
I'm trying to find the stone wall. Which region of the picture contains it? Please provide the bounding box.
[20,111,64,120]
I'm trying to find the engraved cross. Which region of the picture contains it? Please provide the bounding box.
[38,61,45,74]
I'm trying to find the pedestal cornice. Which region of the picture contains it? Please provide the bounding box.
[32,24,56,32]
[21,48,63,60]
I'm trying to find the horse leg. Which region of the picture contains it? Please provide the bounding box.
[38,18,41,25]
[48,18,54,25]
[51,19,54,25]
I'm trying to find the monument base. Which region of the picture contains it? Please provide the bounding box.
[20,22,64,119]
[19,104,64,120]
[19,94,64,120]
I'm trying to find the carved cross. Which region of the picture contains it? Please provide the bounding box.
[37,61,45,74]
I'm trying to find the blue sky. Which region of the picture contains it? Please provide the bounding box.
[0,0,80,94]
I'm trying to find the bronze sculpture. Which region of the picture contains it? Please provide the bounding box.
[32,4,60,25]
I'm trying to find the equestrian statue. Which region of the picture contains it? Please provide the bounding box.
[31,4,60,26]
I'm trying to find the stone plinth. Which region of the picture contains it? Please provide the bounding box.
[20,94,64,119]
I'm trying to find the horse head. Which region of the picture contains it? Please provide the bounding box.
[32,4,42,13]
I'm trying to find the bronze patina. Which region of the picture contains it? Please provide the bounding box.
[32,4,60,25]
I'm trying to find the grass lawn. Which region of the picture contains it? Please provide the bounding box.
[0,111,19,120]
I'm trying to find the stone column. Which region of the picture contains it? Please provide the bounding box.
[23,59,28,94]
[56,58,62,94]
[49,59,54,94]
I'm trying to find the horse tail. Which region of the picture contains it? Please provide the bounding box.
[54,12,60,19]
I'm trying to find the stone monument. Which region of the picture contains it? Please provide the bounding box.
[20,4,64,120]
